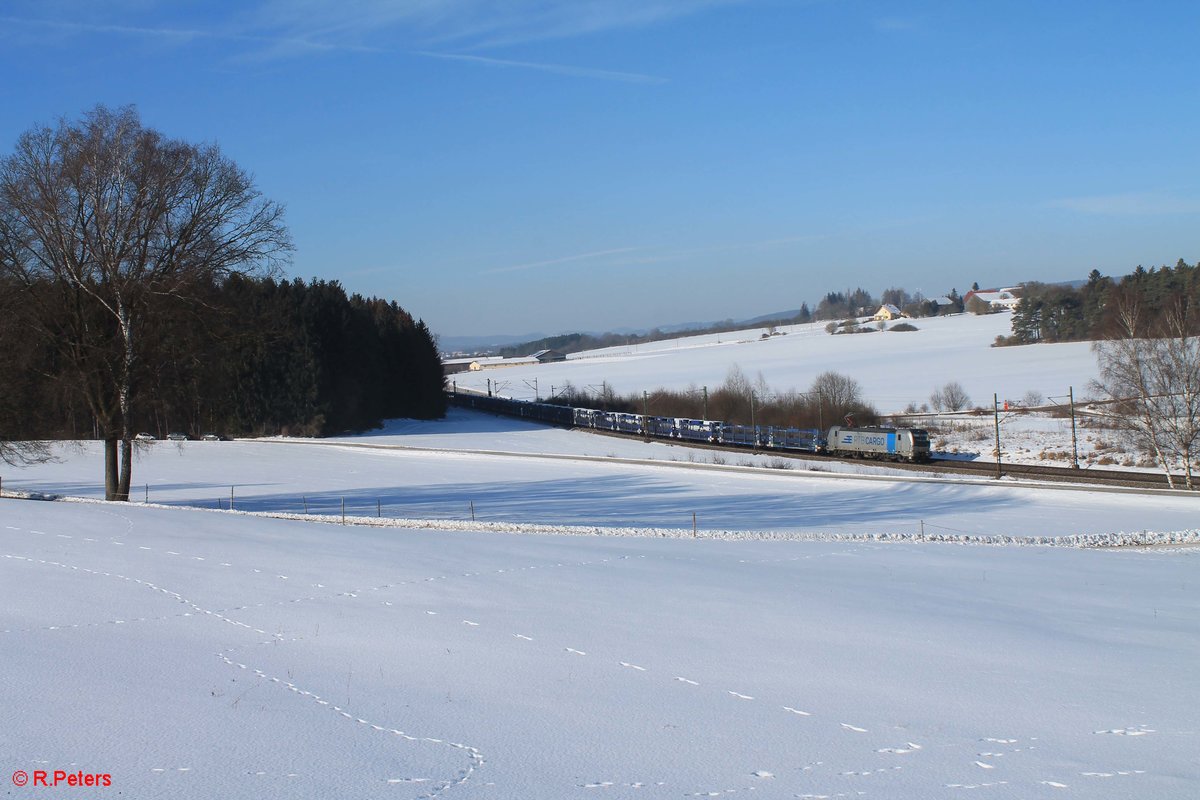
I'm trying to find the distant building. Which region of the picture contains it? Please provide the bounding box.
[872,304,903,321]
[441,355,539,374]
[963,288,1022,311]
[530,349,567,363]
[441,357,476,375]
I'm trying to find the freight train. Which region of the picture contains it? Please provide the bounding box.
[450,392,931,462]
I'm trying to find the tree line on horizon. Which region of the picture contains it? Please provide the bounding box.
[493,260,1199,361]
[491,286,969,359]
[1000,261,1200,345]
[0,275,446,441]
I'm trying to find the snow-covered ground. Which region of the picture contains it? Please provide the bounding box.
[917,411,1163,471]
[4,410,1199,798]
[3,498,1197,798]
[449,313,1096,415]
[5,411,1199,539]
[449,312,1185,473]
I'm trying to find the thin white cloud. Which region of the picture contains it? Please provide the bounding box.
[0,14,379,54]
[418,51,666,83]
[481,247,642,275]
[1051,192,1200,216]
[2,3,706,76]
[252,0,746,51]
[0,15,202,41]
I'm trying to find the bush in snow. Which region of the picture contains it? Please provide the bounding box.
[930,381,971,412]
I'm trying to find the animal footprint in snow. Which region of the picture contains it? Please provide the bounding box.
[842,767,902,776]
[1093,725,1154,736]
[877,743,922,754]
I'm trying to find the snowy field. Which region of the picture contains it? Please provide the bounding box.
[4,409,1199,798]
[448,312,1185,472]
[448,313,1097,415]
[5,410,1200,539]
[3,498,1197,799]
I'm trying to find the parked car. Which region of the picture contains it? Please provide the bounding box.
[200,433,224,441]
[166,432,188,441]
[134,432,156,441]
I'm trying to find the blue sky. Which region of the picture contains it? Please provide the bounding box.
[2,1,1198,340]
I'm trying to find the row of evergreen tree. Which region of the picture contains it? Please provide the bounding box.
[0,276,446,440]
[1004,260,1200,344]
[813,287,966,320]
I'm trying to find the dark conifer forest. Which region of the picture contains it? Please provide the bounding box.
[0,275,446,440]
[1000,260,1200,344]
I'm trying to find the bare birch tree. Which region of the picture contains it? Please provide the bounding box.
[1091,293,1200,488]
[1148,299,1200,488]
[0,105,291,500]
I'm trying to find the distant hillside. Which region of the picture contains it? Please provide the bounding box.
[494,308,810,358]
[438,331,548,354]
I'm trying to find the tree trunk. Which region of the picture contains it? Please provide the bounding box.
[116,438,132,501]
[1151,442,1176,489]
[114,302,134,502]
[104,438,119,501]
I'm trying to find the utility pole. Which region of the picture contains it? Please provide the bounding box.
[750,391,757,453]
[702,385,708,421]
[993,393,1002,480]
[643,391,650,442]
[802,390,824,431]
[487,378,492,397]
[1069,386,1079,469]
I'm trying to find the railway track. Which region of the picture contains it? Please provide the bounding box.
[583,426,1193,491]
[921,457,1186,489]
[450,393,1196,493]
